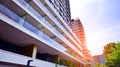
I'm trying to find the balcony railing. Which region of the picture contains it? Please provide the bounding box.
[45,0,83,49]
[13,0,83,56]
[0,4,85,61]
[0,2,85,64]
[0,4,67,52]
[18,0,65,38]
[34,0,80,47]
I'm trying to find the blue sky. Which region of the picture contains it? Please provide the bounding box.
[70,0,120,55]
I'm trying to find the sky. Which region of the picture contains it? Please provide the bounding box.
[70,0,120,55]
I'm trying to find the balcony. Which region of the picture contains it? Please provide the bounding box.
[11,0,83,57]
[43,0,83,48]
[0,4,84,64]
[0,3,67,56]
[32,0,82,52]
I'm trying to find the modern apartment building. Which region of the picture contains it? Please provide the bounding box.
[70,19,88,54]
[0,0,89,67]
[70,18,92,66]
[70,19,86,47]
[49,0,71,23]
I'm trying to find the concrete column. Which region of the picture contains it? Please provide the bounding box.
[22,44,38,59]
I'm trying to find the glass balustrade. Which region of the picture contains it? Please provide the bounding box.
[36,0,67,37]
[18,0,62,37]
[0,4,20,23]
[46,0,83,50]
[0,4,66,51]
[0,1,84,62]
[2,0,83,56]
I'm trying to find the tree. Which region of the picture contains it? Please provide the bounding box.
[103,42,120,67]
[94,63,106,67]
[103,42,116,57]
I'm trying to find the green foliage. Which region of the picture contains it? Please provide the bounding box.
[56,57,63,67]
[103,42,116,57]
[64,60,75,67]
[94,63,106,67]
[55,57,78,67]
[103,42,120,67]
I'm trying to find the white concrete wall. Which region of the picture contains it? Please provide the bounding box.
[0,49,66,67]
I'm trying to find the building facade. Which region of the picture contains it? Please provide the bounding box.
[70,19,86,47]
[70,18,92,66]
[0,0,91,67]
[49,0,71,23]
[93,55,105,64]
